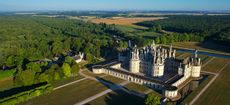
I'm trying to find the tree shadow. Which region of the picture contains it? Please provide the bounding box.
[199,41,230,53]
[0,82,47,99]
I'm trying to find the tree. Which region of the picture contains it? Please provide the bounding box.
[155,37,160,44]
[6,55,15,67]
[71,63,80,74]
[54,71,61,80]
[144,93,160,105]
[61,63,71,78]
[156,24,162,32]
[85,53,93,62]
[64,56,74,65]
[26,62,41,73]
[14,69,35,86]
[74,38,83,51]
[161,36,167,44]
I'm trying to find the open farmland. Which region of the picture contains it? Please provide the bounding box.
[89,17,165,27]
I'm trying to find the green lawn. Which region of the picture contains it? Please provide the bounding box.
[195,63,230,105]
[124,82,152,94]
[202,58,229,73]
[0,70,16,80]
[88,90,145,105]
[18,79,109,105]
[101,75,125,84]
[52,75,84,87]
[176,53,193,59]
[81,69,106,78]
[180,74,214,105]
[0,77,14,91]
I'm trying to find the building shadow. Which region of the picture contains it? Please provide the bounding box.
[92,76,145,105]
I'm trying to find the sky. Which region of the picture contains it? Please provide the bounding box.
[0,0,230,11]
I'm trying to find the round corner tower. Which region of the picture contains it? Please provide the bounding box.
[129,47,140,73]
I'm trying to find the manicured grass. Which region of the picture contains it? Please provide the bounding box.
[101,75,125,84]
[124,82,151,94]
[88,90,145,105]
[194,63,230,105]
[18,79,109,105]
[52,75,84,87]
[81,69,106,78]
[180,74,214,105]
[202,58,229,73]
[176,53,193,59]
[0,70,16,80]
[0,77,14,91]
[175,52,184,57]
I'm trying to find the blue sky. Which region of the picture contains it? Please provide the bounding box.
[0,0,230,11]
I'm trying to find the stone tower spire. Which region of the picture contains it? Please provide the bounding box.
[194,49,198,58]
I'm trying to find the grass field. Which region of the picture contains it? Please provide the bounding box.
[194,63,230,105]
[176,53,193,59]
[89,17,164,28]
[202,58,229,73]
[87,90,145,105]
[19,79,109,105]
[0,77,14,91]
[81,69,106,78]
[101,75,125,84]
[180,74,214,105]
[0,70,15,80]
[124,83,151,94]
[52,75,84,87]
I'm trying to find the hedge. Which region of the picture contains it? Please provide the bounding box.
[0,83,52,105]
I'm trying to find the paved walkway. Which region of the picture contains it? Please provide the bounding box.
[74,81,130,105]
[189,60,230,105]
[53,77,87,90]
[75,69,147,105]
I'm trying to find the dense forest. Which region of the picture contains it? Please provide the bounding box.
[136,15,230,45]
[0,16,131,90]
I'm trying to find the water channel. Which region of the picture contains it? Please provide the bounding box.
[177,49,230,59]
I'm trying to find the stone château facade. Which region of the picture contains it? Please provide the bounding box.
[92,40,202,101]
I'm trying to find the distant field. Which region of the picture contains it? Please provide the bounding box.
[89,17,165,27]
[195,62,230,105]
[88,90,144,105]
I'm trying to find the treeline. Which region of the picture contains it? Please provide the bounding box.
[155,33,204,44]
[0,83,52,105]
[136,15,230,45]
